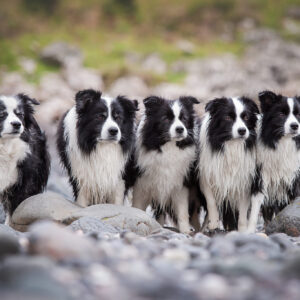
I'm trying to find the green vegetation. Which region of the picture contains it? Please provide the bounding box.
[1,0,300,85]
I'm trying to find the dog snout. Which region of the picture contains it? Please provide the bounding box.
[175,126,184,134]
[238,128,246,136]
[108,127,119,136]
[11,121,21,130]
[290,122,299,131]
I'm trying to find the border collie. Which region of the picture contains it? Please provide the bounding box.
[0,94,50,224]
[247,91,300,232]
[198,96,259,232]
[57,89,138,207]
[132,96,200,233]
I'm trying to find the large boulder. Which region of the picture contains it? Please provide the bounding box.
[266,198,300,237]
[11,192,161,236]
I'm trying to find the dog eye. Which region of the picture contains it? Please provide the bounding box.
[241,113,249,121]
[16,112,24,118]
[99,113,107,119]
[114,113,121,120]
[0,112,6,118]
[225,115,233,121]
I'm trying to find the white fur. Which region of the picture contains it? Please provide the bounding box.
[0,96,24,138]
[231,97,249,139]
[284,98,300,135]
[100,96,121,142]
[63,106,126,206]
[199,114,256,209]
[0,132,30,193]
[169,101,187,139]
[132,107,196,233]
[257,118,300,206]
[199,102,256,231]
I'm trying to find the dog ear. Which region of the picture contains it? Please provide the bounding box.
[17,94,40,128]
[241,97,260,115]
[143,96,164,112]
[258,91,278,112]
[117,96,139,115]
[205,98,226,114]
[75,89,101,112]
[17,93,40,106]
[179,96,200,108]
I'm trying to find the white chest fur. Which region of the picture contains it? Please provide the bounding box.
[64,108,126,205]
[257,136,300,204]
[199,115,256,208]
[0,138,30,192]
[136,139,195,207]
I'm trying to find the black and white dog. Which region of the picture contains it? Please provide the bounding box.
[57,89,138,206]
[198,96,259,232]
[132,96,200,233]
[0,94,50,224]
[247,91,300,232]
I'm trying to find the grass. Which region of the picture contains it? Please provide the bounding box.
[1,0,300,85]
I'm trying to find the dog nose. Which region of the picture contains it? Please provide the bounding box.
[175,126,184,134]
[11,121,21,129]
[290,123,299,130]
[108,127,119,136]
[238,128,246,136]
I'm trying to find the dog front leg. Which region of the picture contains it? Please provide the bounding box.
[132,181,149,211]
[113,180,125,206]
[173,187,192,234]
[238,196,250,232]
[202,183,220,230]
[247,192,264,233]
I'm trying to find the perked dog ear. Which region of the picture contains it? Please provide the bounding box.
[17,94,40,128]
[205,98,226,114]
[258,91,278,112]
[179,96,200,107]
[117,96,139,115]
[75,89,101,113]
[143,96,164,112]
[17,93,40,106]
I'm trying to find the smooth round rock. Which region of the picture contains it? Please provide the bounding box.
[11,192,161,236]
[266,198,300,237]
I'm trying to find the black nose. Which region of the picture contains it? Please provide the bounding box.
[176,127,184,134]
[238,128,246,136]
[108,127,119,136]
[11,121,21,129]
[290,123,299,130]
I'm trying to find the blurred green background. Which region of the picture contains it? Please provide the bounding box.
[1,0,300,86]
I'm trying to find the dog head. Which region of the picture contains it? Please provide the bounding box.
[205,96,259,151]
[141,96,200,150]
[0,94,39,139]
[259,91,300,147]
[75,89,138,153]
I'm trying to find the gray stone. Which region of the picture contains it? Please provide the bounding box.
[141,53,167,75]
[0,203,5,224]
[28,221,98,261]
[266,198,300,237]
[68,216,119,234]
[11,192,82,231]
[0,256,75,300]
[269,233,295,250]
[11,192,161,236]
[0,232,20,258]
[71,204,161,236]
[0,224,22,237]
[41,42,83,68]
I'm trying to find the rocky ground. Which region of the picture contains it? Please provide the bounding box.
[1,28,300,299]
[1,218,300,300]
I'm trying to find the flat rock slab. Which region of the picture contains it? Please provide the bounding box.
[11,192,161,236]
[266,198,300,237]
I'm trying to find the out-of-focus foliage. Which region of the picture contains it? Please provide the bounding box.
[1,0,300,83]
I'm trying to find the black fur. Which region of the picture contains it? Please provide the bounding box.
[0,94,50,216]
[57,89,138,201]
[205,97,259,152]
